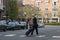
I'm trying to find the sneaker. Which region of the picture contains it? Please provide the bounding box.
[26,35,28,36]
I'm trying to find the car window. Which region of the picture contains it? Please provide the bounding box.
[15,21,19,25]
[8,22,16,26]
[0,20,6,25]
[20,21,26,23]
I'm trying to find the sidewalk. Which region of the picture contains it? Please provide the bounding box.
[45,25,60,27]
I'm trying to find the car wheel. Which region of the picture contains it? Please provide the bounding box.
[3,29,6,32]
[25,26,28,29]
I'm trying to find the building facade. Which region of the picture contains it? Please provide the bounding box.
[0,0,4,19]
[23,0,60,23]
[0,0,8,19]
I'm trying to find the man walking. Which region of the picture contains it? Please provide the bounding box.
[31,15,38,35]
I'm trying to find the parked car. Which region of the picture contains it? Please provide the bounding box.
[38,21,45,28]
[0,20,8,31]
[7,21,16,30]
[19,21,27,29]
[14,21,21,30]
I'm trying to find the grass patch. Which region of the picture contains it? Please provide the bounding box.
[44,22,60,25]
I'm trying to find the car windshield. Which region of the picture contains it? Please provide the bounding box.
[20,21,26,23]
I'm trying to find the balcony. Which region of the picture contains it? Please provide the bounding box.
[52,8,58,11]
[52,16,58,18]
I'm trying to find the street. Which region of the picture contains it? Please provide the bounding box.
[0,26,60,40]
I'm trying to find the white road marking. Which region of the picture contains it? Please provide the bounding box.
[36,35,46,37]
[19,35,26,37]
[4,34,16,37]
[52,36,60,38]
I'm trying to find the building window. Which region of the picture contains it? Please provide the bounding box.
[45,0,50,5]
[36,2,42,7]
[45,0,50,3]
[52,13,58,17]
[38,2,40,6]
[53,13,57,17]
[54,2,56,5]
[45,8,48,10]
[52,8,58,11]
[54,14,56,17]
[45,13,48,17]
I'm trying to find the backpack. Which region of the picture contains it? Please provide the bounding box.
[28,20,33,26]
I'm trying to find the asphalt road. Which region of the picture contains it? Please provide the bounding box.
[0,26,60,40]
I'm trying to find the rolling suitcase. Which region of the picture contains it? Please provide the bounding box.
[25,28,32,36]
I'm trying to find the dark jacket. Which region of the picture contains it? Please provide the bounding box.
[33,17,38,28]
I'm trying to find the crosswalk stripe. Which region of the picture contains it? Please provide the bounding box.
[4,34,46,37]
[4,34,16,37]
[52,36,60,38]
[19,35,26,37]
[19,35,46,37]
[36,35,46,37]
[4,34,60,38]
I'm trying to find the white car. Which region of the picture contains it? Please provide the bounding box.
[38,21,44,28]
[7,21,16,30]
[7,21,21,30]
[14,21,21,30]
[19,21,27,29]
[0,20,8,31]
